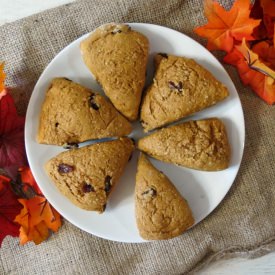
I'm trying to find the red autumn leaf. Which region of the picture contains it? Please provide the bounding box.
[0,175,22,247]
[194,0,261,52]
[0,90,27,179]
[250,0,267,40]
[263,13,275,39]
[251,0,275,40]
[260,0,275,17]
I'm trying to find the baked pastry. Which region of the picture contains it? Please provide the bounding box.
[37,78,132,145]
[135,153,194,240]
[138,118,230,171]
[45,137,134,212]
[80,23,149,121]
[140,54,229,131]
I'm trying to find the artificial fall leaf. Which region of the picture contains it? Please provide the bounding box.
[0,91,26,179]
[15,197,61,245]
[11,167,42,199]
[224,47,275,104]
[194,0,261,52]
[14,168,62,245]
[250,0,268,40]
[250,0,275,40]
[260,0,275,17]
[19,167,42,195]
[0,62,5,93]
[252,41,275,69]
[263,13,275,39]
[236,38,275,80]
[0,175,22,247]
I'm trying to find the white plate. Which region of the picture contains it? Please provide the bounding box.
[25,23,245,243]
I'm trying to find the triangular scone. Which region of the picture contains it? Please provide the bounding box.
[37,78,132,145]
[138,118,230,171]
[80,23,149,121]
[140,54,229,131]
[135,154,194,240]
[45,137,134,212]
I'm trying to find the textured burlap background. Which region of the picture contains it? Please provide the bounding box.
[1,0,275,274]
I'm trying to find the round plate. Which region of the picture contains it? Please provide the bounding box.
[25,23,245,243]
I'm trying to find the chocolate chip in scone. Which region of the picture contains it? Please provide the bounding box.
[168,81,183,92]
[58,163,74,174]
[82,183,95,193]
[142,187,157,198]
[89,95,100,110]
[104,175,112,193]
[63,142,79,149]
[55,122,59,127]
[159,53,168,58]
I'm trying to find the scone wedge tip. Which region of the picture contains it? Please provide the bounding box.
[80,23,149,121]
[135,153,194,240]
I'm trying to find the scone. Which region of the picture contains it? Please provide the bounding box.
[45,137,134,212]
[140,54,229,131]
[135,153,194,240]
[80,23,149,121]
[37,78,132,145]
[138,118,230,171]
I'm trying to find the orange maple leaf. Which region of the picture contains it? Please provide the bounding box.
[18,167,42,196]
[15,197,61,245]
[224,41,275,104]
[194,0,261,52]
[252,41,275,69]
[0,62,6,94]
[236,38,275,79]
[14,168,61,245]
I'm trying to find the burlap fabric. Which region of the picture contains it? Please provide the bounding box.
[1,0,275,274]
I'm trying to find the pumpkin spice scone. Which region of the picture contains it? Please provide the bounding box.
[140,54,229,131]
[45,137,135,212]
[80,23,149,121]
[138,118,230,171]
[37,78,132,145]
[135,154,194,240]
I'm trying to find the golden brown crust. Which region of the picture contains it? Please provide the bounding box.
[80,23,149,121]
[140,54,229,131]
[45,138,135,212]
[37,78,132,145]
[138,118,230,171]
[135,154,194,240]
